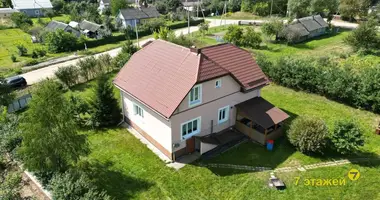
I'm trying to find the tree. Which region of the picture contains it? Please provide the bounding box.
[10,12,33,28]
[241,27,262,48]
[90,75,121,127]
[45,9,56,20]
[223,25,243,46]
[280,26,302,44]
[18,80,89,174]
[154,0,182,14]
[0,107,22,157]
[288,116,329,154]
[52,0,65,13]
[331,120,364,154]
[344,20,380,52]
[288,0,310,18]
[111,0,129,15]
[50,170,112,200]
[45,29,78,53]
[55,65,80,88]
[309,0,339,18]
[0,171,22,200]
[252,2,270,16]
[261,19,284,40]
[0,77,14,107]
[16,44,27,56]
[198,22,209,36]
[339,0,371,21]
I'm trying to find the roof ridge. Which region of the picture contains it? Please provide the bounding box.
[199,43,230,50]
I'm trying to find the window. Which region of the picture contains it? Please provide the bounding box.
[218,106,230,124]
[133,104,144,118]
[35,10,40,15]
[215,79,221,88]
[181,117,201,140]
[189,84,202,106]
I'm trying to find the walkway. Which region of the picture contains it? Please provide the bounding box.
[201,157,379,173]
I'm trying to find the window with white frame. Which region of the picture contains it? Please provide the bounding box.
[218,106,230,124]
[133,104,144,118]
[189,84,202,106]
[215,79,221,88]
[35,10,40,15]
[181,117,201,140]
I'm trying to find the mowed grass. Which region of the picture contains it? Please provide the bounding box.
[31,14,71,24]
[66,76,380,199]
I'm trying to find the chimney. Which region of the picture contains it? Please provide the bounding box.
[190,46,200,54]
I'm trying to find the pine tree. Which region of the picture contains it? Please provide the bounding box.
[91,75,121,127]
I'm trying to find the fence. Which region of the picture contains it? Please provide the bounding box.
[8,93,32,113]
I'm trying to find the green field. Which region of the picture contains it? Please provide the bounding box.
[31,14,71,24]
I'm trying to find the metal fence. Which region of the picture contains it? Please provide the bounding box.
[8,93,32,113]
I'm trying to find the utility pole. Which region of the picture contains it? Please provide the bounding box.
[187,0,190,35]
[270,0,274,17]
[135,19,139,47]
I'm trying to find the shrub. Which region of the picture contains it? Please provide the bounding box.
[97,54,113,73]
[45,29,78,53]
[55,65,80,88]
[25,59,39,66]
[0,109,22,157]
[78,56,99,81]
[49,170,112,200]
[252,2,270,16]
[288,116,329,154]
[198,22,209,36]
[344,20,380,52]
[241,27,262,49]
[10,12,33,28]
[143,18,166,32]
[280,26,302,44]
[223,25,243,46]
[68,95,90,127]
[261,19,284,40]
[0,171,22,200]
[10,55,16,62]
[16,44,27,56]
[331,120,365,154]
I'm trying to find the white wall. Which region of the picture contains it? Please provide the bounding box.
[122,92,173,153]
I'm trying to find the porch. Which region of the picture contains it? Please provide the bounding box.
[235,97,289,145]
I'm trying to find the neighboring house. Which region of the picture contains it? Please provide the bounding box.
[182,0,201,12]
[98,0,110,14]
[116,7,160,28]
[114,40,289,161]
[45,20,81,37]
[284,15,328,42]
[0,8,17,21]
[68,21,79,29]
[79,20,104,39]
[11,0,53,17]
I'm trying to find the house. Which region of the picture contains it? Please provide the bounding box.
[11,0,53,17]
[284,15,328,42]
[98,0,110,14]
[68,21,79,29]
[113,40,289,161]
[0,8,17,21]
[116,7,160,29]
[45,20,81,37]
[79,20,104,39]
[182,0,201,12]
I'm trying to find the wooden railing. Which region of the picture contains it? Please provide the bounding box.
[235,121,284,145]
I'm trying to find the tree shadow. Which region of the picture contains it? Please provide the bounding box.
[79,160,153,199]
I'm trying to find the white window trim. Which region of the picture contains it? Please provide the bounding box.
[188,84,202,107]
[133,103,144,119]
[215,79,222,88]
[35,10,40,15]
[218,106,230,124]
[181,117,201,141]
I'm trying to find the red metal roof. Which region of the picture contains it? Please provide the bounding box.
[114,40,268,119]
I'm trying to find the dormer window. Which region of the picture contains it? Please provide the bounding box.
[215,79,221,88]
[189,84,202,107]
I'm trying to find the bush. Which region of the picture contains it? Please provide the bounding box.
[97,54,113,73]
[45,29,78,53]
[78,56,100,81]
[10,12,33,28]
[252,2,269,16]
[0,109,22,157]
[330,120,365,155]
[25,59,39,66]
[143,18,166,32]
[344,20,380,52]
[16,44,27,56]
[10,55,16,62]
[288,116,329,154]
[241,27,262,48]
[257,55,380,114]
[55,65,80,88]
[223,25,243,45]
[261,19,284,40]
[0,171,22,200]
[49,170,112,200]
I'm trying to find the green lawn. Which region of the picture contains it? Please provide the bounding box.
[67,78,380,199]
[207,11,281,20]
[31,14,71,24]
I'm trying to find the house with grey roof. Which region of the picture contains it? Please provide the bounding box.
[282,15,328,43]
[11,0,53,17]
[116,7,160,29]
[79,20,104,39]
[45,20,81,37]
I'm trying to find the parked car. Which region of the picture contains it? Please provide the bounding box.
[5,76,27,88]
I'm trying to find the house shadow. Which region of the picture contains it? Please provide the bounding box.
[78,160,153,199]
[191,109,299,176]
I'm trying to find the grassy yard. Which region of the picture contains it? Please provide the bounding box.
[31,14,71,24]
[207,11,281,20]
[62,74,380,199]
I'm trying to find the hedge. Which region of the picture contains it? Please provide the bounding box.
[257,55,380,114]
[166,19,205,30]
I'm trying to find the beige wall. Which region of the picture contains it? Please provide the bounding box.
[170,75,260,151]
[122,91,173,153]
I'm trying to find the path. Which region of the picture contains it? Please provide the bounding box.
[201,157,379,173]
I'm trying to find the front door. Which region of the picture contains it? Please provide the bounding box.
[186,137,195,153]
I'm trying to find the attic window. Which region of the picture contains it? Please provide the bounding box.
[215,79,221,88]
